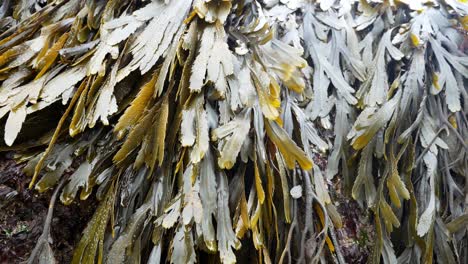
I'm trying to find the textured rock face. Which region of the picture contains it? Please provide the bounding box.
[0,154,97,263]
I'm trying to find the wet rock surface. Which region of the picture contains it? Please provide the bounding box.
[0,154,96,263]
